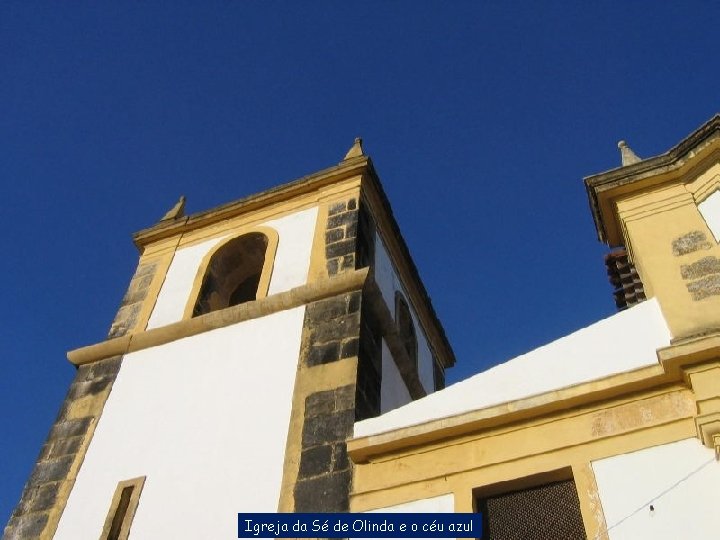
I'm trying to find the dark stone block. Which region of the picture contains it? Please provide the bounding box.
[302,410,355,447]
[340,338,360,359]
[327,210,358,230]
[306,297,348,321]
[347,198,357,210]
[48,436,83,458]
[294,471,351,512]
[345,221,358,239]
[298,445,333,479]
[328,201,347,216]
[347,292,361,314]
[27,456,74,485]
[306,342,341,366]
[332,443,349,472]
[325,239,356,260]
[29,482,61,512]
[340,254,355,271]
[681,256,720,279]
[306,389,338,418]
[85,356,122,380]
[334,385,356,412]
[5,512,49,540]
[325,228,345,244]
[49,418,92,440]
[326,259,339,276]
[311,313,360,343]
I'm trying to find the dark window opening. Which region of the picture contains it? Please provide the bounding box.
[395,293,417,368]
[192,232,268,317]
[107,486,133,540]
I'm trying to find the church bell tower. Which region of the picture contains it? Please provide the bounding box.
[5,140,455,540]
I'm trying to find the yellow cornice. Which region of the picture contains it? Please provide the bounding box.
[586,114,720,246]
[133,156,371,251]
[349,331,720,461]
[67,268,369,366]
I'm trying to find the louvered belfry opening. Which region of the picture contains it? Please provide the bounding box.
[477,479,586,540]
[605,247,646,310]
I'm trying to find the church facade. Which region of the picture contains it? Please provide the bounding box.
[5,118,720,539]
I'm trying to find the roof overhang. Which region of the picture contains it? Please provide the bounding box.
[585,114,720,246]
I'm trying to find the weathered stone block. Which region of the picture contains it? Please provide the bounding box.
[48,436,83,459]
[325,239,356,259]
[29,482,61,512]
[302,410,355,447]
[672,230,712,256]
[332,443,349,472]
[27,456,74,486]
[294,471,351,512]
[325,228,344,244]
[306,389,338,418]
[298,445,333,479]
[340,338,360,359]
[681,256,720,279]
[49,418,92,441]
[328,201,347,216]
[5,512,49,540]
[340,254,355,270]
[306,342,341,366]
[687,274,720,300]
[327,210,358,230]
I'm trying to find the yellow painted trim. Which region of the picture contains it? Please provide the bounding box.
[133,158,371,250]
[350,418,695,512]
[348,364,674,461]
[99,476,146,540]
[307,202,331,282]
[180,226,279,320]
[277,357,359,511]
[67,268,369,366]
[573,462,608,540]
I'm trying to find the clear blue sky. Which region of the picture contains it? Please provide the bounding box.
[1,1,718,526]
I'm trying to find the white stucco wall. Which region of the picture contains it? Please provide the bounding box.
[365,493,455,540]
[146,207,318,329]
[592,438,720,540]
[355,298,671,437]
[698,188,720,242]
[53,307,305,540]
[381,339,412,413]
[373,233,436,393]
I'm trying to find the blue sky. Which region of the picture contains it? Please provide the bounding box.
[1,1,718,526]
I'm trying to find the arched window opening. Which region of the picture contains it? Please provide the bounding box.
[192,232,268,317]
[395,292,417,367]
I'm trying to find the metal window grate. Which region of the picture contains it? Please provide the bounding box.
[478,479,586,540]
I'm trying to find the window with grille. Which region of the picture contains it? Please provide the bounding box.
[476,477,586,540]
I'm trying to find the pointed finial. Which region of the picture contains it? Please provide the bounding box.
[343,137,365,160]
[618,140,642,166]
[161,195,186,221]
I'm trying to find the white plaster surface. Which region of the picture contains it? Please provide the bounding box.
[146,236,225,329]
[592,438,720,540]
[53,307,305,540]
[355,298,671,437]
[365,494,455,540]
[381,339,412,414]
[373,233,436,394]
[265,207,318,295]
[698,188,720,242]
[146,206,318,329]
